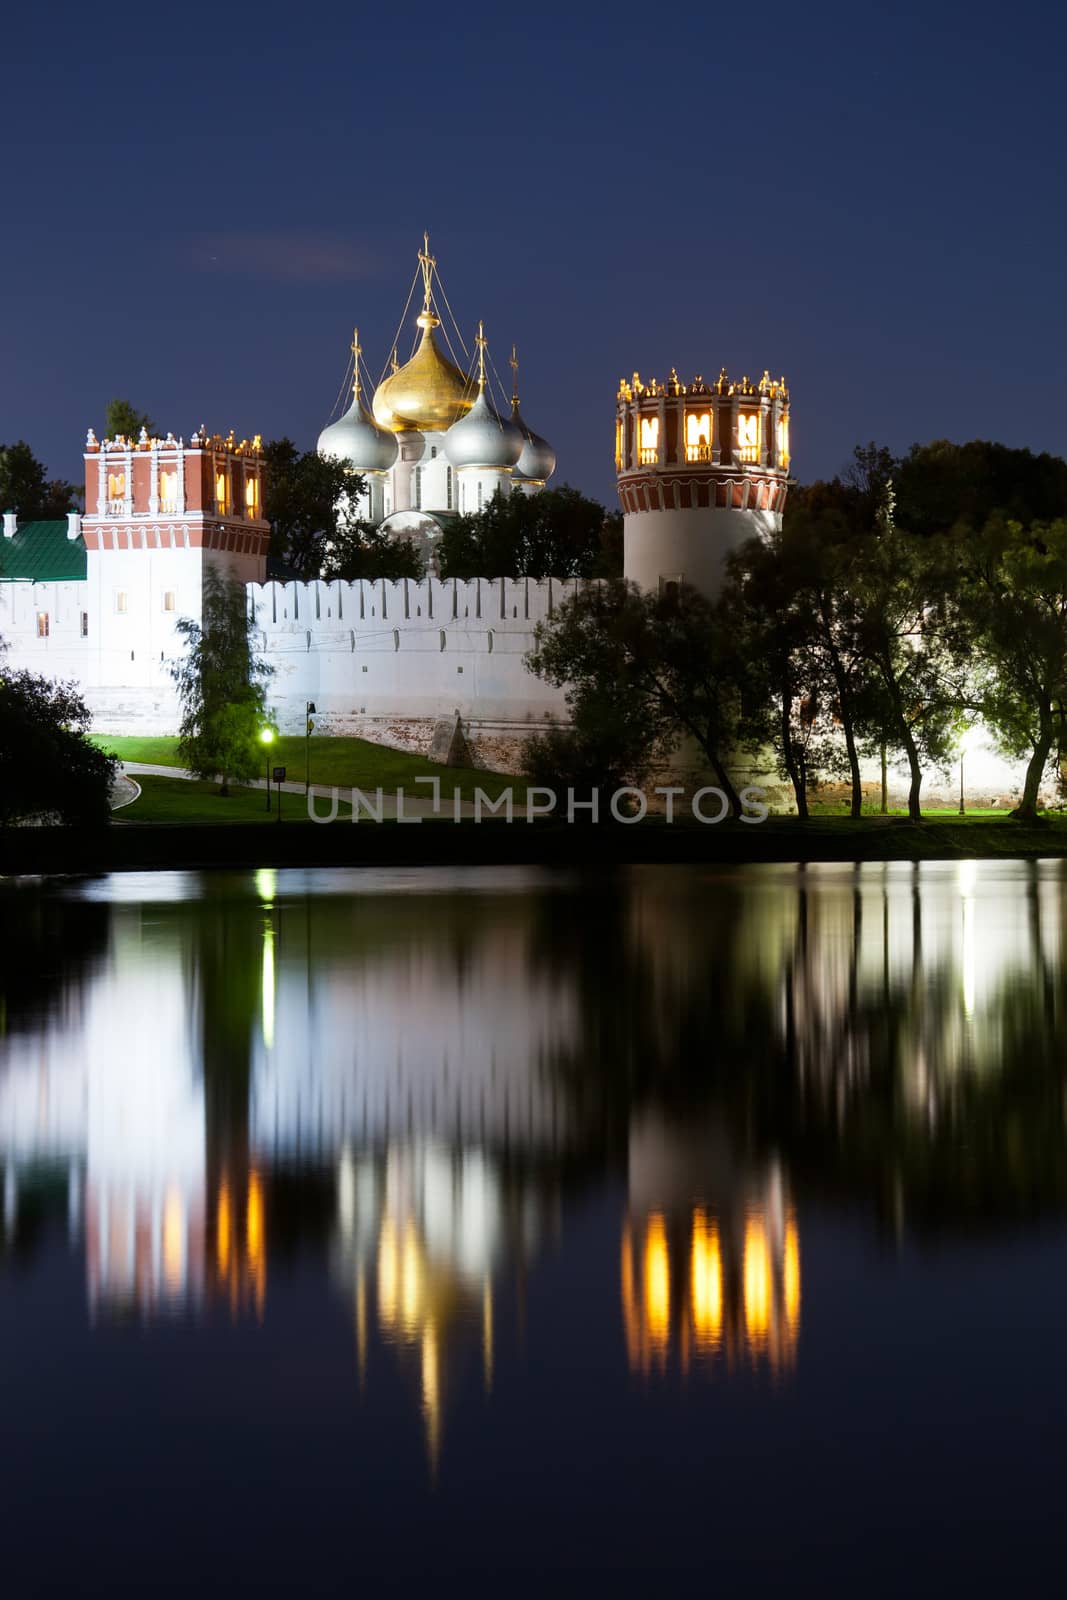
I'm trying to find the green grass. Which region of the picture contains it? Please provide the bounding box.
[118,775,358,824]
[94,733,526,803]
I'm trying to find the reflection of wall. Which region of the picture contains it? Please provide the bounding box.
[621,1114,800,1377]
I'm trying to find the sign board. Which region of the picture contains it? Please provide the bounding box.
[272,766,286,782]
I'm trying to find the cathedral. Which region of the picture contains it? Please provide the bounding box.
[314,235,555,563]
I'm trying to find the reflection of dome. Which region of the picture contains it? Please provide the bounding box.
[318,394,398,473]
[372,314,473,434]
[513,404,556,483]
[443,389,524,470]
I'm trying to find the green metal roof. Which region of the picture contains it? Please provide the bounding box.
[0,520,86,583]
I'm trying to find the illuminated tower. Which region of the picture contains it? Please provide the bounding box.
[616,367,791,598]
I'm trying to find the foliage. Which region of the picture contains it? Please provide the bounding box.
[0,662,116,825]
[105,399,156,440]
[261,437,367,577]
[320,519,424,581]
[169,567,274,795]
[896,439,1067,538]
[951,516,1067,819]
[438,486,620,579]
[0,440,80,519]
[527,579,746,811]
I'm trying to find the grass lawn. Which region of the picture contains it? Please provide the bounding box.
[94,733,526,803]
[121,775,355,824]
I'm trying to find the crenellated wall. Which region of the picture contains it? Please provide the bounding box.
[1,572,575,769]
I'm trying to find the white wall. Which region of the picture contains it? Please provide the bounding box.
[624,505,780,597]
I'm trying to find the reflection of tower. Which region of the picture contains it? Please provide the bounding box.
[617,366,790,599]
[620,1114,800,1377]
[331,1140,549,1472]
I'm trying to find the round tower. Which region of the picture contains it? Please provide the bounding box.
[617,367,791,598]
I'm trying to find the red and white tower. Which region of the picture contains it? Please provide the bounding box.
[79,426,270,697]
[616,367,790,598]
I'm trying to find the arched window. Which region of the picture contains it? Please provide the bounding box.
[685,411,712,463]
[736,411,761,464]
[776,415,790,470]
[159,469,178,512]
[639,415,659,465]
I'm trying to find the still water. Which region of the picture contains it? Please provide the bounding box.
[2,861,1066,1593]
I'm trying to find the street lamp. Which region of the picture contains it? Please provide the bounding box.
[306,701,316,798]
[260,727,275,812]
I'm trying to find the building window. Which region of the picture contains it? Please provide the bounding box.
[107,470,126,514]
[245,476,260,518]
[446,465,453,510]
[477,481,483,510]
[430,445,437,459]
[658,574,683,608]
[115,591,128,614]
[638,415,659,466]
[162,591,176,612]
[159,469,178,513]
[414,467,422,511]
[615,418,624,470]
[80,612,89,637]
[215,471,230,514]
[777,415,790,470]
[737,410,761,464]
[685,410,712,463]
[36,611,49,638]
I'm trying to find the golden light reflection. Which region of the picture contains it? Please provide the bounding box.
[246,1171,266,1318]
[162,1186,185,1296]
[690,1209,723,1351]
[622,1203,800,1378]
[743,1215,772,1351]
[216,1181,232,1274]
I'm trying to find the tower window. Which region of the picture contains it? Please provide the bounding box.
[446,465,453,509]
[638,415,659,465]
[776,415,790,470]
[414,467,422,511]
[245,476,260,517]
[685,411,712,463]
[430,446,437,459]
[162,590,176,612]
[80,612,89,637]
[107,470,126,513]
[615,418,624,470]
[159,469,178,513]
[737,411,761,464]
[115,591,128,614]
[215,471,230,514]
[36,611,49,638]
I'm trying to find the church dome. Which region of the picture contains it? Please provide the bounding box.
[372,314,474,434]
[513,404,556,482]
[443,387,524,470]
[318,393,398,473]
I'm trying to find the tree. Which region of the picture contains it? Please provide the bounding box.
[0,662,117,825]
[105,399,156,441]
[0,441,80,519]
[170,567,274,795]
[896,439,1067,539]
[527,579,746,813]
[438,486,619,579]
[955,517,1067,820]
[261,437,367,577]
[320,519,424,581]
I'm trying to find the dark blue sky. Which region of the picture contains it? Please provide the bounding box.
[4,0,1065,504]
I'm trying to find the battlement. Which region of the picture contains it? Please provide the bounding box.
[248,575,586,639]
[616,366,790,480]
[82,424,267,529]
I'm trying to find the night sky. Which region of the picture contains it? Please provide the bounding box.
[5,0,1065,504]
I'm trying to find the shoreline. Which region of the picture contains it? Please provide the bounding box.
[4,816,1067,875]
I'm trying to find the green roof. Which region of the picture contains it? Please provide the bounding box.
[0,520,86,583]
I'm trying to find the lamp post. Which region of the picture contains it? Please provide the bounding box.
[306,701,316,798]
[958,724,977,816]
[260,727,274,812]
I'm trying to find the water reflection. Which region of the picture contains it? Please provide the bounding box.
[3,861,1067,1473]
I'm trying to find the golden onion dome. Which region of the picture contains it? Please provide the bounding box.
[372,313,474,434]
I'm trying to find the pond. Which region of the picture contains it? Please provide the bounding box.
[1,862,1065,1592]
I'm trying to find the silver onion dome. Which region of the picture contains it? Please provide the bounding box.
[513,405,556,483]
[443,388,524,470]
[317,394,399,473]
